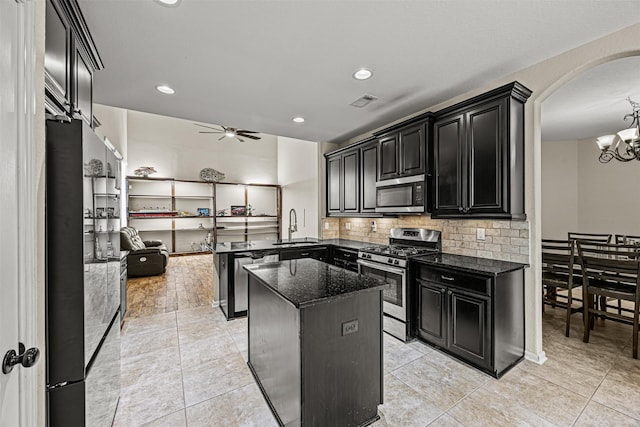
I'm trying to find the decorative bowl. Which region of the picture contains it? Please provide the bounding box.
[85,158,103,176]
[200,168,225,182]
[134,166,157,178]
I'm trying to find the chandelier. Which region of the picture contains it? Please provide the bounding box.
[595,97,640,163]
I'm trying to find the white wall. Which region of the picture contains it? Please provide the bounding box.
[577,138,640,236]
[542,137,640,239]
[277,137,319,239]
[94,104,127,156]
[541,140,579,239]
[126,110,278,183]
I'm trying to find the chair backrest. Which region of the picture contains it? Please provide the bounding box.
[576,241,640,296]
[120,226,146,251]
[615,234,640,245]
[568,232,612,244]
[542,239,575,277]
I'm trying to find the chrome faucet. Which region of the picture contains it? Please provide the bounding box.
[288,208,298,242]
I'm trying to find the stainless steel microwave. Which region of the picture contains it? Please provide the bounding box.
[375,174,425,213]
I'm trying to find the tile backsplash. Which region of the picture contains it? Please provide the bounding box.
[322,216,529,264]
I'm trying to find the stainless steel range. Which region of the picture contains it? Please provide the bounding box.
[358,228,441,341]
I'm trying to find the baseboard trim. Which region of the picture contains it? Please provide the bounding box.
[525,350,547,365]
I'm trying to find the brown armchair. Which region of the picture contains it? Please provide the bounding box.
[120,226,169,277]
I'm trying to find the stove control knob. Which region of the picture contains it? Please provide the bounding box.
[387,258,393,264]
[394,260,400,265]
[367,254,372,259]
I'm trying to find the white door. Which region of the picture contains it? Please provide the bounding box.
[0,0,39,426]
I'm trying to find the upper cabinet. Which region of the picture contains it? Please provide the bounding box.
[432,82,531,219]
[375,115,430,181]
[45,0,103,126]
[325,137,380,217]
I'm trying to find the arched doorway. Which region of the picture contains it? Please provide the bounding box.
[521,24,640,363]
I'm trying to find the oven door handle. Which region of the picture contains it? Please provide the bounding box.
[357,259,406,276]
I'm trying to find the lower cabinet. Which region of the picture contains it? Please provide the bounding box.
[415,264,523,378]
[331,247,359,272]
[280,246,328,262]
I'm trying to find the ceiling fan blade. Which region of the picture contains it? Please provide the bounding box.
[218,135,226,141]
[236,130,259,134]
[240,134,261,140]
[237,137,245,142]
[199,131,224,134]
[194,123,224,131]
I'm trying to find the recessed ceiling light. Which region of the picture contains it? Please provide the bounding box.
[154,0,182,7]
[353,68,373,80]
[292,117,305,123]
[156,85,175,95]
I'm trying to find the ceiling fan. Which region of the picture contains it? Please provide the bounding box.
[194,123,261,142]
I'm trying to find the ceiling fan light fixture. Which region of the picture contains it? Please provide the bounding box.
[353,68,373,80]
[225,130,236,138]
[156,85,175,95]
[292,116,305,123]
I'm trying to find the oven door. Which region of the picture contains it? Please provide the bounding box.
[357,259,406,321]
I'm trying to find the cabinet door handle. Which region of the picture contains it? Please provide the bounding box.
[448,290,453,296]
[441,275,455,282]
[440,288,446,293]
[300,252,309,257]
[458,207,464,213]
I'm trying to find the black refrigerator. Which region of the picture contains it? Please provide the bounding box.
[46,119,121,426]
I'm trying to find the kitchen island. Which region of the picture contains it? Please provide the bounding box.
[244,258,386,427]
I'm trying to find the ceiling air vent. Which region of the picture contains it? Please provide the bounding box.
[350,94,378,108]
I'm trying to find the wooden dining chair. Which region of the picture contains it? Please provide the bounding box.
[576,241,640,359]
[616,235,640,245]
[568,232,612,244]
[542,239,581,337]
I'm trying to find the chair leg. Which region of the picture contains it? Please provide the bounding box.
[599,296,607,320]
[618,299,622,316]
[565,287,572,337]
[583,293,592,343]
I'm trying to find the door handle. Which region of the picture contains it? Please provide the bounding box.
[3,343,40,374]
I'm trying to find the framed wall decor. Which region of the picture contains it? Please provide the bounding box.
[197,207,210,217]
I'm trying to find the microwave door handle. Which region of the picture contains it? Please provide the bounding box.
[357,259,406,275]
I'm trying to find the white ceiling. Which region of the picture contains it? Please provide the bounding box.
[79,0,640,143]
[542,56,640,141]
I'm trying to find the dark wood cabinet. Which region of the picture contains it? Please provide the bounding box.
[74,46,94,125]
[448,290,491,370]
[415,263,524,378]
[418,282,447,348]
[433,115,464,215]
[342,151,359,213]
[360,141,378,213]
[325,148,359,215]
[378,133,399,181]
[45,0,71,115]
[327,156,341,214]
[280,247,328,262]
[326,138,382,217]
[432,82,531,219]
[399,123,426,176]
[376,117,429,182]
[45,0,103,126]
[331,247,359,272]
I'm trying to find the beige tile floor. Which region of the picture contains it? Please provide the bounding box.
[115,256,640,426]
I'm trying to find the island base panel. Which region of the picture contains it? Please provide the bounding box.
[248,275,383,427]
[248,277,301,426]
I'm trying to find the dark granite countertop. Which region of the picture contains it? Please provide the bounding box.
[411,253,528,276]
[213,238,381,254]
[244,258,387,308]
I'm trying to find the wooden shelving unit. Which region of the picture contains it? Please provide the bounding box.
[213,182,281,244]
[126,177,281,253]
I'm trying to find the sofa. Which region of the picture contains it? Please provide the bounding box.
[120,226,169,277]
